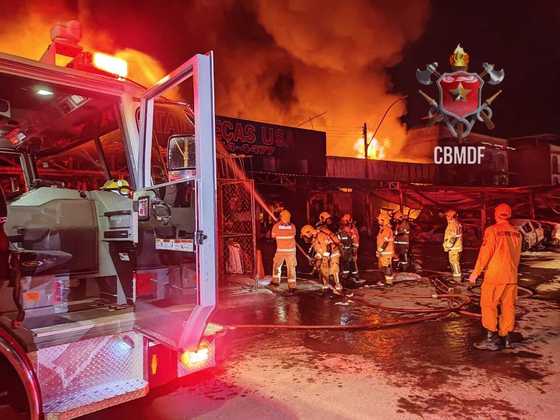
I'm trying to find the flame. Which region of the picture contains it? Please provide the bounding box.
[0,10,177,99]
[353,132,390,160]
[113,49,180,99]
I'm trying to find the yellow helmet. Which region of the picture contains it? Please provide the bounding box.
[279,209,291,223]
[102,179,130,195]
[377,212,391,225]
[319,212,331,223]
[300,225,316,238]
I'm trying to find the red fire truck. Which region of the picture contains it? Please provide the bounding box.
[0,21,220,418]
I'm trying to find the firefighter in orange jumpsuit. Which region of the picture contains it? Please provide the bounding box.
[443,209,463,281]
[271,210,297,291]
[301,224,343,294]
[376,212,395,285]
[468,203,522,351]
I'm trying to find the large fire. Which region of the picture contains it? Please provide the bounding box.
[0,2,431,161]
[353,132,391,160]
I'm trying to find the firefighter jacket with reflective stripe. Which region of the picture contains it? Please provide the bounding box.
[376,226,394,256]
[313,228,340,258]
[338,225,359,249]
[337,230,353,252]
[444,220,463,252]
[472,221,522,285]
[394,220,410,245]
[272,222,296,254]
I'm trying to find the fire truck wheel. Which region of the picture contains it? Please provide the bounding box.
[0,356,30,416]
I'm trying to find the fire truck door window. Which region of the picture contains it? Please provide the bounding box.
[0,73,130,190]
[146,103,194,186]
[168,135,195,171]
[0,153,24,198]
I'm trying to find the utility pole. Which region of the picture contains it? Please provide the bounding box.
[363,122,368,178]
[362,96,407,180]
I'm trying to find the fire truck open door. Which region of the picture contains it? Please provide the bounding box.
[133,53,217,352]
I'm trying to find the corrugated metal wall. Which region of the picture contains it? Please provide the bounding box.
[326,157,437,183]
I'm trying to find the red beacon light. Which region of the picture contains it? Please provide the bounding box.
[40,20,128,79]
[92,52,128,78]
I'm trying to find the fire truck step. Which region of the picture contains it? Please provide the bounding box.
[43,378,148,420]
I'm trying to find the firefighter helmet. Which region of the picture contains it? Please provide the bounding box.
[319,212,331,223]
[279,210,291,224]
[340,213,352,225]
[445,209,457,219]
[377,212,391,226]
[101,179,130,196]
[494,203,512,221]
[300,225,316,238]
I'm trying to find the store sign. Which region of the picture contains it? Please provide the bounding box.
[216,116,295,156]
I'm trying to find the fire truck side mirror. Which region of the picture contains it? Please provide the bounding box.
[167,135,196,178]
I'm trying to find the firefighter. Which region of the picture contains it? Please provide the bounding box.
[468,203,522,351]
[443,209,463,281]
[271,210,297,292]
[376,212,395,285]
[393,210,411,272]
[338,213,363,285]
[301,224,343,294]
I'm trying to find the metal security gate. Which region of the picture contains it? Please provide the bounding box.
[218,179,257,284]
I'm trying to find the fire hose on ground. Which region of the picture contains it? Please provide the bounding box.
[224,271,534,331]
[224,290,472,331]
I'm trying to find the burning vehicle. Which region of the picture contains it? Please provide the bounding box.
[510,219,545,251]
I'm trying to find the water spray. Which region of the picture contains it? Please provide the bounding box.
[217,142,312,262]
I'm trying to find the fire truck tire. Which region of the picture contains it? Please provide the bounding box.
[0,337,40,420]
[0,354,30,416]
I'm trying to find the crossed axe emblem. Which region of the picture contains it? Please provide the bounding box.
[416,60,504,139]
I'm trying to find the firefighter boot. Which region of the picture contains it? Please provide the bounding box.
[321,275,329,293]
[502,334,513,349]
[449,252,462,282]
[473,330,502,351]
[350,258,365,285]
[287,280,297,295]
[398,251,409,272]
[384,265,394,286]
[332,273,343,295]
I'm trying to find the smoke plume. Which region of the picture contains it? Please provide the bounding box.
[0,0,430,159]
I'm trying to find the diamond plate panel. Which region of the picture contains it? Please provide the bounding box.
[44,379,148,420]
[35,333,144,412]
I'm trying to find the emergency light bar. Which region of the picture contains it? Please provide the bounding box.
[92,52,128,78]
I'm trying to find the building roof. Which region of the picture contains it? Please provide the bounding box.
[509,133,560,146]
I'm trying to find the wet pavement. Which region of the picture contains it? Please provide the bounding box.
[86,248,560,419]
